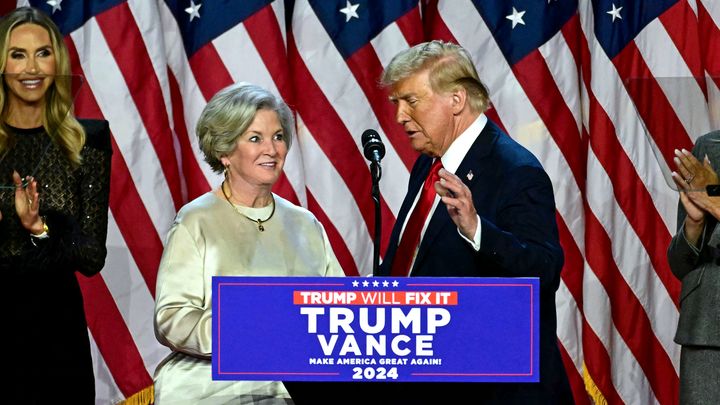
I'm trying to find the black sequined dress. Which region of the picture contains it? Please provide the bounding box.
[0,120,111,404]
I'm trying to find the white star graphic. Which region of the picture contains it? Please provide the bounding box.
[362,280,369,287]
[505,7,526,29]
[185,0,202,22]
[352,280,359,287]
[382,280,389,287]
[372,280,380,287]
[47,0,62,13]
[392,280,399,287]
[607,3,623,22]
[339,1,360,23]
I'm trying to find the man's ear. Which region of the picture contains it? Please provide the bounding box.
[451,87,468,115]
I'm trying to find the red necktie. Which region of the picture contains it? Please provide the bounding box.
[391,159,443,277]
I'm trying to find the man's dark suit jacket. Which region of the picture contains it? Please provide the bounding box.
[379,120,573,404]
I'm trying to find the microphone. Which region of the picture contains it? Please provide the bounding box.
[361,129,386,164]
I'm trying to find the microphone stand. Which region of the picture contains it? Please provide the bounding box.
[370,160,382,276]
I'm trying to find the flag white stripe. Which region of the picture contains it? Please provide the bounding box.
[636,20,712,138]
[370,22,410,72]
[582,262,659,405]
[296,116,373,274]
[212,24,308,202]
[538,33,583,137]
[586,150,680,371]
[127,0,174,130]
[69,20,176,238]
[292,0,408,216]
[104,213,168,373]
[157,1,219,192]
[700,0,720,27]
[555,280,585,374]
[580,5,677,234]
[437,1,587,251]
[214,25,280,96]
[89,336,125,404]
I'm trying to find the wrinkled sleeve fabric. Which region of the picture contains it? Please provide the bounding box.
[154,221,212,358]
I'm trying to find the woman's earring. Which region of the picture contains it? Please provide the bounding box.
[223,164,230,180]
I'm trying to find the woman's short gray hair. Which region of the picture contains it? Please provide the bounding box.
[196,82,294,173]
[380,40,489,113]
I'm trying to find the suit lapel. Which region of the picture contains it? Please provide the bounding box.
[410,122,501,273]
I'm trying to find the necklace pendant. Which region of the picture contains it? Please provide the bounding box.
[257,221,264,232]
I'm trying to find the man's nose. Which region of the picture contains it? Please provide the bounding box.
[395,105,410,125]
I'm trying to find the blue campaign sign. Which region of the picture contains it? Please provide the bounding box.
[212,277,539,383]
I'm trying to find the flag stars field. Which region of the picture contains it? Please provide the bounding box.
[185,0,201,22]
[339,1,360,23]
[506,7,526,29]
[607,3,623,22]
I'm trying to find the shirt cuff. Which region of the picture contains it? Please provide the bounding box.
[680,225,702,255]
[458,214,482,251]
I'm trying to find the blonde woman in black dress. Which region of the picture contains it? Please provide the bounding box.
[0,7,111,404]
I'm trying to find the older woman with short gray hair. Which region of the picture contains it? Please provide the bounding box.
[153,82,343,404]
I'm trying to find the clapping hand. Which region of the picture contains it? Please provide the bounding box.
[12,171,45,235]
[672,149,720,244]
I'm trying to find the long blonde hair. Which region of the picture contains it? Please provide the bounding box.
[0,7,85,166]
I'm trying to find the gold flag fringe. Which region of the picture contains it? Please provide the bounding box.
[583,362,608,405]
[117,384,154,405]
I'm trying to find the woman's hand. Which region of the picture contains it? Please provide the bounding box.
[673,151,720,218]
[672,149,719,193]
[13,171,44,235]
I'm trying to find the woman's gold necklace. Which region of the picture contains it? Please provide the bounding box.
[221,181,275,232]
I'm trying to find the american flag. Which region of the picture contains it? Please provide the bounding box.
[6,0,717,403]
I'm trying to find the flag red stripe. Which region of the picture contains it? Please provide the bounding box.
[556,215,584,310]
[561,15,582,71]
[512,50,587,189]
[394,6,424,46]
[244,5,293,105]
[307,191,360,276]
[167,69,212,201]
[0,2,14,16]
[67,38,162,296]
[422,0,455,43]
[581,316,624,404]
[241,5,302,205]
[659,1,707,95]
[95,3,183,210]
[346,43,418,169]
[288,37,396,254]
[577,26,680,403]
[579,35,682,307]
[188,43,234,102]
[271,172,301,205]
[78,274,153,397]
[584,203,677,404]
[558,338,592,405]
[698,1,720,83]
[107,137,163,295]
[614,41,694,163]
